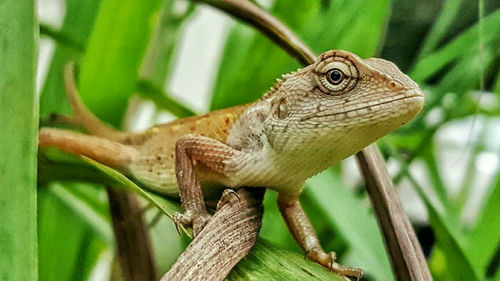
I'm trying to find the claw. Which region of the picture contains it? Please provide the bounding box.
[216,189,240,211]
[304,249,311,259]
[172,211,212,238]
[173,212,192,236]
[227,189,240,202]
[306,248,361,279]
[172,212,182,235]
[329,261,363,280]
[174,221,181,235]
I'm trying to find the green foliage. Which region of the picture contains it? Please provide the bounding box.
[34,0,500,280]
[210,0,390,110]
[0,1,38,281]
[79,0,163,126]
[38,186,108,281]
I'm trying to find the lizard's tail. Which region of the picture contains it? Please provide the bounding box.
[64,63,130,144]
[39,127,137,170]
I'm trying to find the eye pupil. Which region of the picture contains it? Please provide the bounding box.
[328,69,344,85]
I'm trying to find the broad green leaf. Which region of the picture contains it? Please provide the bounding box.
[81,157,187,234]
[38,189,107,281]
[408,177,480,281]
[305,169,394,281]
[0,1,38,280]
[421,143,449,206]
[79,0,163,126]
[50,183,112,243]
[465,169,500,276]
[228,240,343,281]
[259,191,301,252]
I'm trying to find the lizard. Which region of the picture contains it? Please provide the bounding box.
[38,49,424,280]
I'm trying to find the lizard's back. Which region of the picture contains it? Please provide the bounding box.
[128,104,251,197]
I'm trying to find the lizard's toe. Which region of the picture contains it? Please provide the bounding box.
[192,213,212,237]
[173,212,192,235]
[306,247,363,280]
[330,262,363,281]
[216,189,240,211]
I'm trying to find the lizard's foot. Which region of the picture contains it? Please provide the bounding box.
[307,247,363,280]
[216,189,240,211]
[173,211,212,237]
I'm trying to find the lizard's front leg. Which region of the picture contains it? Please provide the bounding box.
[174,134,241,237]
[277,193,363,280]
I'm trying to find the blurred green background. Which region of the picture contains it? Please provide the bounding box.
[3,0,500,280]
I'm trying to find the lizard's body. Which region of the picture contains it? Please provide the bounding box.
[39,50,424,280]
[128,104,250,197]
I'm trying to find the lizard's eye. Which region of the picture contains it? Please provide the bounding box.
[326,69,344,85]
[314,56,359,95]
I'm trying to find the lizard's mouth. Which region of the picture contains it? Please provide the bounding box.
[300,90,424,122]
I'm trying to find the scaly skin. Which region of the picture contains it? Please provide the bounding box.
[39,50,424,280]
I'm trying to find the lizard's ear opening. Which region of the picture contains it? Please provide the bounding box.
[275,98,289,120]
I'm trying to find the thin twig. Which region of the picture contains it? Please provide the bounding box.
[107,188,157,281]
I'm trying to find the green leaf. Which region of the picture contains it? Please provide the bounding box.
[259,191,301,252]
[228,240,343,281]
[416,0,465,59]
[410,8,500,82]
[38,188,107,281]
[50,183,112,243]
[81,157,187,234]
[79,0,163,126]
[39,0,101,118]
[407,176,480,281]
[0,0,38,280]
[465,169,500,276]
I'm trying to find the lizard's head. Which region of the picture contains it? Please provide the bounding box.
[263,50,424,163]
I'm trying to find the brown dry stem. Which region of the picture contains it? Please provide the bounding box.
[107,188,157,281]
[161,188,264,281]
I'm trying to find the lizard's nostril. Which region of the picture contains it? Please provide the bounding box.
[390,81,396,88]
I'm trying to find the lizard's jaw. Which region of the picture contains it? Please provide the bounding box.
[379,88,424,126]
[299,88,424,128]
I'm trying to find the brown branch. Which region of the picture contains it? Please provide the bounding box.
[191,0,431,280]
[161,188,264,281]
[356,145,432,281]
[107,188,157,281]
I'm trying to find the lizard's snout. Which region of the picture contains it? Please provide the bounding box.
[402,87,425,120]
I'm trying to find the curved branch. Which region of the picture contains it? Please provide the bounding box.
[192,0,315,65]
